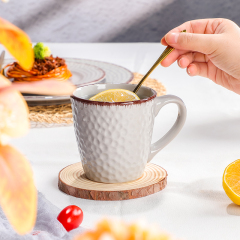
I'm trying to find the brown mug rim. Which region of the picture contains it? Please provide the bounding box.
[71,84,157,106]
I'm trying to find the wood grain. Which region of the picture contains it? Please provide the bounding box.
[58,163,167,201]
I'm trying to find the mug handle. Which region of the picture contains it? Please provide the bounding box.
[148,95,187,162]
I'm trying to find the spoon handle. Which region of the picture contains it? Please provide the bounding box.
[133,30,186,94]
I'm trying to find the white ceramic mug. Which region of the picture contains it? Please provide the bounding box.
[71,84,187,183]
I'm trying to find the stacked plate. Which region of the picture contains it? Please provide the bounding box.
[3,58,134,106]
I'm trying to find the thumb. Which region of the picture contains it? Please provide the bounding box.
[165,32,219,54]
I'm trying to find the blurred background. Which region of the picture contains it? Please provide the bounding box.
[0,0,240,42]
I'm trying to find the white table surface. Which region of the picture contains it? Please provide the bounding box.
[1,43,240,240]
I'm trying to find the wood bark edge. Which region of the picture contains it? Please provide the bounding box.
[58,171,167,201]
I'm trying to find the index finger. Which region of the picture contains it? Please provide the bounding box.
[161,18,218,44]
[160,19,222,66]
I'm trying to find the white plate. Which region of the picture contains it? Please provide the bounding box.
[3,58,133,106]
[3,58,106,105]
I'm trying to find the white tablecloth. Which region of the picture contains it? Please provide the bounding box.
[1,43,240,240]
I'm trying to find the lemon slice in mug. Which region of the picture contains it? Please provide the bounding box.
[89,89,140,102]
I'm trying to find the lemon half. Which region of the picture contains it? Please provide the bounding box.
[223,159,240,205]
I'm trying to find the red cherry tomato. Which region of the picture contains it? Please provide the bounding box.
[57,205,83,232]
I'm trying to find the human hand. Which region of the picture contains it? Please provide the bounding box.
[161,18,240,95]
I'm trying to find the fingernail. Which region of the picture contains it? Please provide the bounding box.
[187,67,191,74]
[178,58,182,67]
[168,33,180,44]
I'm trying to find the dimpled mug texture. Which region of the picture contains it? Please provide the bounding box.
[71,99,155,183]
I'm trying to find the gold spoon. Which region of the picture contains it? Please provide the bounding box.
[133,30,186,94]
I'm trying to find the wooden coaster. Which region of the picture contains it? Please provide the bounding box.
[58,163,167,201]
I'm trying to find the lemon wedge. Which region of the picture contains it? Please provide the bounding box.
[223,159,240,205]
[89,89,140,102]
